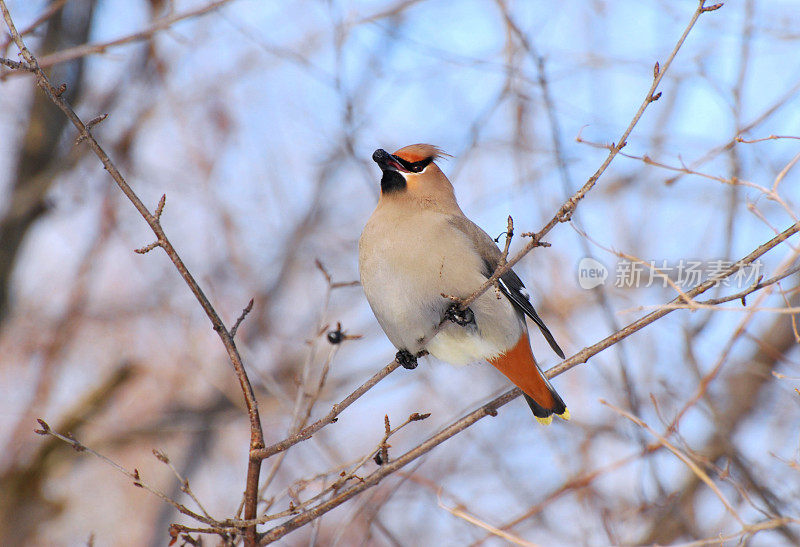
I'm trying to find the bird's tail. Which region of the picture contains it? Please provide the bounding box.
[488,334,569,425]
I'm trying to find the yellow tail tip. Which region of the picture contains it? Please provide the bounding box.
[535,415,553,426]
[559,408,571,421]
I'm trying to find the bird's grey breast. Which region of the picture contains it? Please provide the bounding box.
[359,210,449,351]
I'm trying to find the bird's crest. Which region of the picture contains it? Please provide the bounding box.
[392,143,450,164]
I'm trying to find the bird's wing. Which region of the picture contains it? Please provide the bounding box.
[448,215,565,359]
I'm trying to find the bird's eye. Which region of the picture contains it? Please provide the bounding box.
[409,159,431,172]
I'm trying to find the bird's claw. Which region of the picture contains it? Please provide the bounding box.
[445,303,475,326]
[396,349,418,370]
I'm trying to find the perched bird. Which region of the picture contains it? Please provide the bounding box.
[358,144,569,424]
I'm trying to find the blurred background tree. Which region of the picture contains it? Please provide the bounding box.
[1,0,799,545]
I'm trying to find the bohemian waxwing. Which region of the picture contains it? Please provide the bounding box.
[358,144,568,424]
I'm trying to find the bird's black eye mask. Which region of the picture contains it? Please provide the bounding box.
[393,155,433,173]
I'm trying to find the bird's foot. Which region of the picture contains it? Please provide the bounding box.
[445,303,475,326]
[396,349,418,370]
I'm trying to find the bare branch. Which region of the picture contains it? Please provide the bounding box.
[258,220,800,543]
[251,359,401,461]
[456,0,721,313]
[0,56,31,71]
[231,298,255,338]
[601,399,744,525]
[30,0,238,70]
[35,420,222,528]
[0,3,264,544]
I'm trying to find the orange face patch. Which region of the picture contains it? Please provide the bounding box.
[393,150,428,163]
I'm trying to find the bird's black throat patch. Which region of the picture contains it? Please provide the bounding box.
[380,170,406,194]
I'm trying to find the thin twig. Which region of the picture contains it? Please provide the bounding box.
[34,420,221,528]
[671,518,799,547]
[0,0,67,52]
[153,449,215,521]
[438,490,540,547]
[0,4,264,544]
[0,56,31,70]
[32,0,237,70]
[251,359,401,460]
[695,263,800,307]
[231,298,254,338]
[737,134,800,144]
[456,0,719,313]
[601,400,745,525]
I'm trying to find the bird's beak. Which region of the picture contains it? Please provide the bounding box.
[372,149,409,173]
